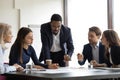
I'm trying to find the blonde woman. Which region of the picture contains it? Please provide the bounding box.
[0,23,23,74]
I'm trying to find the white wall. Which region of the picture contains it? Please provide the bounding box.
[15,0,63,27]
[0,0,63,62]
[0,0,19,62]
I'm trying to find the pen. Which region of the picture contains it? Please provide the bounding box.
[39,69,46,71]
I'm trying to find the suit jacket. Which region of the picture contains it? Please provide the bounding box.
[110,45,120,65]
[39,22,74,62]
[78,42,105,65]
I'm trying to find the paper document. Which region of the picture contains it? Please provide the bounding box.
[94,67,120,71]
[31,68,72,74]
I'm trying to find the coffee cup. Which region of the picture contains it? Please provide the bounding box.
[46,59,52,65]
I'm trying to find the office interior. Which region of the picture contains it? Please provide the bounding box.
[0,0,120,68]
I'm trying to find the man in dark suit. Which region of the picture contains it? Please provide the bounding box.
[39,14,74,67]
[77,26,106,67]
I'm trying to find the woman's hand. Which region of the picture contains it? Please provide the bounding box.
[13,64,24,72]
[48,63,59,69]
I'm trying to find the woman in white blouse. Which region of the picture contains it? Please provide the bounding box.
[0,23,23,74]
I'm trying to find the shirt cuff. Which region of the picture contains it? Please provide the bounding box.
[5,66,16,72]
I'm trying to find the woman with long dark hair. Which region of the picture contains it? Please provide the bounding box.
[9,27,58,69]
[101,29,120,67]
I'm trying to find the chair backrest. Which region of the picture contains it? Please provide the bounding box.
[0,75,6,80]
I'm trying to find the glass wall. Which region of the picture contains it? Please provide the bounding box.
[68,0,107,67]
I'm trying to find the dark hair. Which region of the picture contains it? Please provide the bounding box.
[12,27,32,63]
[103,29,120,47]
[51,14,62,22]
[89,26,101,36]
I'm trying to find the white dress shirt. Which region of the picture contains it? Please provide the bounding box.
[50,31,62,52]
[0,44,16,74]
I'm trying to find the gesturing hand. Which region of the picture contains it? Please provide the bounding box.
[77,53,84,61]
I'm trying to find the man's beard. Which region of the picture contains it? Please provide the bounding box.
[53,31,58,35]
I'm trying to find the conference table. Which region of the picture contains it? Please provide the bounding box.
[4,67,120,80]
